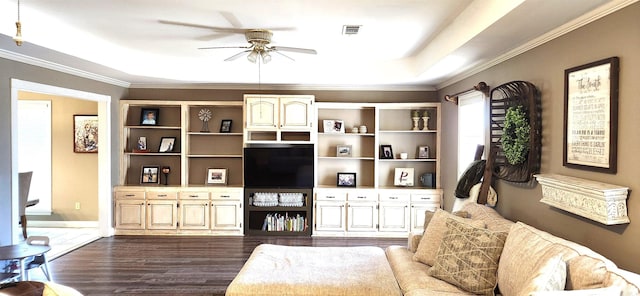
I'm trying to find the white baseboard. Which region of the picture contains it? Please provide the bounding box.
[29,220,99,228]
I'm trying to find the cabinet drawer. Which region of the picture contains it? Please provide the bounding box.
[347,191,377,202]
[147,191,178,199]
[179,192,209,200]
[379,192,410,202]
[315,190,346,201]
[211,188,243,200]
[411,194,441,203]
[115,191,145,199]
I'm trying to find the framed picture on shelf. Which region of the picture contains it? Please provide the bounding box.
[220,119,233,133]
[337,172,356,187]
[417,145,430,159]
[73,114,98,153]
[140,108,159,126]
[134,136,147,152]
[380,145,394,159]
[323,119,345,133]
[206,168,228,185]
[140,165,160,184]
[336,145,352,157]
[394,168,414,187]
[158,137,176,152]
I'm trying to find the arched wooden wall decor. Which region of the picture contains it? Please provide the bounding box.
[487,80,542,183]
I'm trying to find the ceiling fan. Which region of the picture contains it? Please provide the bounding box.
[198,29,317,64]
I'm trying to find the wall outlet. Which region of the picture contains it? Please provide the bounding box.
[75,202,81,210]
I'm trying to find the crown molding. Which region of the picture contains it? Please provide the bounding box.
[436,0,639,90]
[129,82,436,92]
[0,48,131,88]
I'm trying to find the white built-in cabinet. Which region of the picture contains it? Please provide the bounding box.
[313,102,442,237]
[244,95,315,143]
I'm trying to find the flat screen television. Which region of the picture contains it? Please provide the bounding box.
[244,145,314,188]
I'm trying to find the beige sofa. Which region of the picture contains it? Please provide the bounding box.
[386,203,640,295]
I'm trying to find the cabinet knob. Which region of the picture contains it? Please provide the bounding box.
[125,194,135,197]
[158,194,167,197]
[189,195,198,198]
[357,196,366,199]
[389,196,398,200]
[220,195,230,198]
[326,196,335,199]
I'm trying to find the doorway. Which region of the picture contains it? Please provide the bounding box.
[10,79,113,245]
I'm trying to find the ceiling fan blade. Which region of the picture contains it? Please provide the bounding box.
[196,33,235,41]
[271,46,317,55]
[198,45,251,50]
[272,50,295,61]
[224,50,252,61]
[159,20,248,34]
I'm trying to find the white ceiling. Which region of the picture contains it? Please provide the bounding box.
[0,0,628,89]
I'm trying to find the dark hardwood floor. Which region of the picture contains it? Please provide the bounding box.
[46,235,407,296]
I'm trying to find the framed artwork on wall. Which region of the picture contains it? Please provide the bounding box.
[563,56,619,174]
[73,114,98,153]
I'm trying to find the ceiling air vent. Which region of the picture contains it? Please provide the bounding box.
[342,25,361,35]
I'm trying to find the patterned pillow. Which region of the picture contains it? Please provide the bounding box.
[429,218,508,296]
[519,253,567,294]
[414,209,485,266]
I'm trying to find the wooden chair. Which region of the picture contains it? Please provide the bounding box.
[19,171,39,239]
[24,236,52,281]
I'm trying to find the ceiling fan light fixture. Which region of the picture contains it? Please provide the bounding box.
[247,50,259,63]
[260,50,272,64]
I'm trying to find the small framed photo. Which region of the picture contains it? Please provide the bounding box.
[73,114,98,153]
[380,145,394,159]
[158,137,176,153]
[394,168,415,187]
[220,119,232,133]
[323,119,345,133]
[140,108,159,126]
[337,172,356,187]
[417,145,430,159]
[336,145,352,157]
[141,165,160,184]
[206,168,228,185]
[134,136,147,152]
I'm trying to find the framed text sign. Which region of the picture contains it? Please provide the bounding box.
[563,57,619,173]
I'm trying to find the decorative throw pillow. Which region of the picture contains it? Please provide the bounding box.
[414,209,485,266]
[422,209,469,231]
[429,217,508,296]
[518,253,567,294]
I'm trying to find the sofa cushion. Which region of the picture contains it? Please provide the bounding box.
[422,209,469,232]
[460,203,514,233]
[429,218,507,296]
[386,246,474,295]
[518,253,567,294]
[603,269,640,295]
[566,255,609,290]
[529,286,622,295]
[414,209,485,266]
[498,222,619,295]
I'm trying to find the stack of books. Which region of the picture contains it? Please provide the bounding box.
[261,213,307,232]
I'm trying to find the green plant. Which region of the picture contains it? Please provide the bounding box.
[501,105,530,165]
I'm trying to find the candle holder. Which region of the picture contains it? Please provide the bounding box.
[421,116,430,130]
[161,166,171,185]
[412,117,420,131]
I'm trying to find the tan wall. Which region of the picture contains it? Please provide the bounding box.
[19,91,99,221]
[439,3,640,272]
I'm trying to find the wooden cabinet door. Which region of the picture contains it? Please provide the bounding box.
[146,200,178,230]
[379,202,409,232]
[246,97,279,129]
[279,97,312,129]
[115,199,146,230]
[347,202,378,232]
[211,200,242,231]
[314,201,346,231]
[410,203,439,232]
[179,200,210,230]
